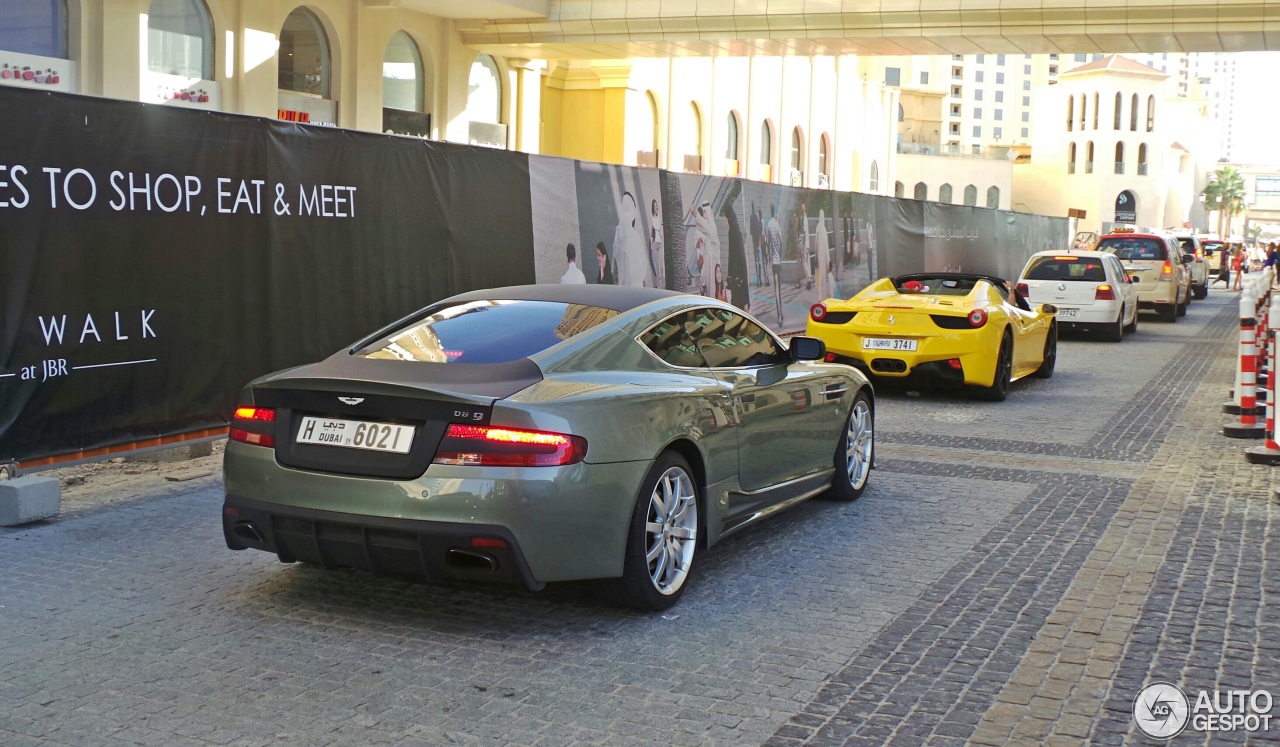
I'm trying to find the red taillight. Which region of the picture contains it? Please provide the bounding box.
[433,424,587,467]
[967,309,988,328]
[1162,260,1172,276]
[810,303,827,321]
[1095,284,1115,300]
[233,406,275,422]
[470,536,509,549]
[229,428,274,448]
[947,358,963,370]
[825,353,837,362]
[230,406,276,448]
[1016,282,1030,297]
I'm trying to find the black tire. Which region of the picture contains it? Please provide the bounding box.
[1161,303,1178,323]
[1194,283,1208,300]
[1103,308,1123,342]
[1123,305,1138,334]
[611,452,699,611]
[1032,324,1057,378]
[827,391,874,501]
[976,332,1012,401]
[1177,294,1188,317]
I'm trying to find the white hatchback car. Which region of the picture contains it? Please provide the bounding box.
[1017,251,1139,342]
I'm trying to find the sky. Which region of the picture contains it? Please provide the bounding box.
[1230,53,1280,165]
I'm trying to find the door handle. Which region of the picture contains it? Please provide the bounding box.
[821,385,847,399]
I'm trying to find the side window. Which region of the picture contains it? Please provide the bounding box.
[1106,256,1124,281]
[639,311,708,368]
[685,308,790,368]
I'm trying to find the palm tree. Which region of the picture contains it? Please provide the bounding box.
[1203,166,1247,236]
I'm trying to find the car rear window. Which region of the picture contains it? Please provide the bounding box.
[1097,237,1168,261]
[359,300,619,364]
[1024,257,1106,281]
[1203,241,1224,253]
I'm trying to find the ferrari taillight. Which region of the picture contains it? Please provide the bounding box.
[1095,284,1115,300]
[433,424,587,467]
[967,309,988,328]
[810,303,827,322]
[230,406,276,448]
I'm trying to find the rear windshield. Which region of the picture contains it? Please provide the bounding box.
[1203,241,1224,254]
[894,276,979,296]
[1024,257,1106,282]
[359,300,619,364]
[1175,238,1197,254]
[1097,237,1168,261]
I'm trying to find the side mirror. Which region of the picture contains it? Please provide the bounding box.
[789,336,826,362]
[1127,275,1136,283]
[1041,304,1058,315]
[1181,254,1194,264]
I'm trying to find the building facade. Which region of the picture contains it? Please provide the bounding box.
[1012,55,1214,233]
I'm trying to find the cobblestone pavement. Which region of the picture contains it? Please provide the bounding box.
[2,292,1276,746]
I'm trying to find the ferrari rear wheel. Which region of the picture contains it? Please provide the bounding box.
[612,452,699,611]
[827,392,874,502]
[976,333,1012,401]
[1032,324,1057,379]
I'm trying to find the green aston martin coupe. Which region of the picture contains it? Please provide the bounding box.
[222,285,875,610]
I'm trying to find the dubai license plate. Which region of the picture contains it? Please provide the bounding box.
[296,416,415,454]
[862,337,918,352]
[1056,307,1079,318]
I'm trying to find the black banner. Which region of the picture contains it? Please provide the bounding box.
[0,87,533,462]
[1,87,1067,464]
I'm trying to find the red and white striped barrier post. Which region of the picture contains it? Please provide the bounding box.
[1225,285,1266,438]
[1248,294,1280,463]
[1257,274,1271,397]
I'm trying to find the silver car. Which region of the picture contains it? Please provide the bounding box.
[222,285,875,610]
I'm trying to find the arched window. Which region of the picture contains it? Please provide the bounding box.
[1114,92,1122,130]
[0,0,67,57]
[1086,141,1095,173]
[1114,142,1124,174]
[1146,95,1155,132]
[964,184,977,206]
[898,103,905,122]
[790,126,803,172]
[645,92,660,157]
[382,31,423,113]
[939,184,953,203]
[1079,95,1087,131]
[869,161,879,192]
[1130,93,1138,131]
[818,133,831,185]
[1138,143,1148,175]
[1067,142,1077,174]
[147,0,214,80]
[279,8,331,97]
[725,111,740,161]
[913,182,927,201]
[467,54,502,125]
[1066,95,1074,131]
[689,102,704,168]
[1092,92,1099,129]
[986,186,999,208]
[760,120,773,167]
[894,181,905,198]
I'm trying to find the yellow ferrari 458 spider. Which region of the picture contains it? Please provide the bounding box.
[806,273,1058,401]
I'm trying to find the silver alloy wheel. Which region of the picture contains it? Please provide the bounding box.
[644,467,697,596]
[846,400,873,490]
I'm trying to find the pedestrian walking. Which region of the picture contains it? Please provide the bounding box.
[1215,242,1231,288]
[1232,247,1244,290]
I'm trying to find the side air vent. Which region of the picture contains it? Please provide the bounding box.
[812,311,857,324]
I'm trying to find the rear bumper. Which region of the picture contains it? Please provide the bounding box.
[224,495,545,589]
[222,440,652,586]
[829,352,971,389]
